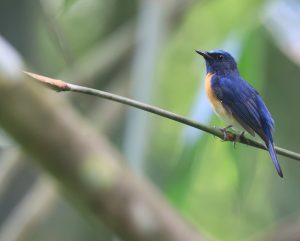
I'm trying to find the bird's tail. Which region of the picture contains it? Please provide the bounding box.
[266,141,283,178]
[256,95,283,177]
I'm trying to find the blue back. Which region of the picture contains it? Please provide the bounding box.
[211,74,274,141]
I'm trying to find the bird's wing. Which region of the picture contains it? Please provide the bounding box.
[212,75,269,137]
[212,75,281,176]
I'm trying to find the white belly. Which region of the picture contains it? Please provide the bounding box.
[213,103,245,132]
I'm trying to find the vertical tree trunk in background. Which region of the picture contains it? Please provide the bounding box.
[123,0,166,173]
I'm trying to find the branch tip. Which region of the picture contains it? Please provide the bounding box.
[23,71,70,92]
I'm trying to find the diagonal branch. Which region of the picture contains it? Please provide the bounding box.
[0,71,208,241]
[24,71,300,162]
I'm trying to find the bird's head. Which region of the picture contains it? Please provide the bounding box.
[196,50,238,74]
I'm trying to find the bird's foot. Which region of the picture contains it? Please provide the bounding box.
[219,125,233,141]
[233,131,245,148]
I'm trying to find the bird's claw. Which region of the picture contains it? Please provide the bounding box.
[219,125,233,141]
[233,131,245,148]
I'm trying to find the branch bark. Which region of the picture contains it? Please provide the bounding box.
[0,72,206,241]
[24,71,300,162]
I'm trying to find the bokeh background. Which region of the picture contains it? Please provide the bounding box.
[0,0,300,240]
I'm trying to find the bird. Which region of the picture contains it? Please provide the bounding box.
[196,49,283,178]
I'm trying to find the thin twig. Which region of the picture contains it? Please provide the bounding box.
[24,71,300,162]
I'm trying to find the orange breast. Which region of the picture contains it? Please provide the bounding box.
[205,72,221,109]
[205,72,233,123]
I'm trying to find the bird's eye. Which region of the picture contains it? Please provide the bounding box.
[217,55,224,60]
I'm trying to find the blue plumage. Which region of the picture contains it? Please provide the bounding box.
[196,50,283,178]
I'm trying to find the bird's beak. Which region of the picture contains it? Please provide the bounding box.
[195,50,212,59]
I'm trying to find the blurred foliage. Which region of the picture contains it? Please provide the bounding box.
[148,0,300,241]
[1,0,300,240]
